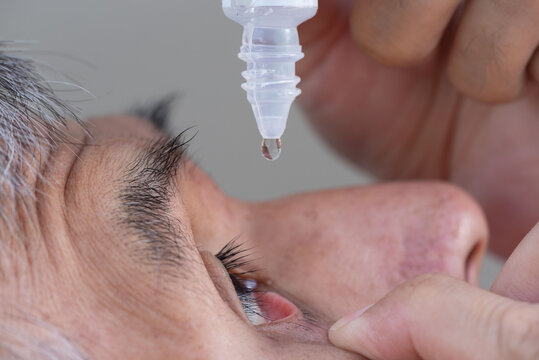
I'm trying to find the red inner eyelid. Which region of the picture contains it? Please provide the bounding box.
[204,253,302,326]
[230,271,302,324]
[255,291,300,323]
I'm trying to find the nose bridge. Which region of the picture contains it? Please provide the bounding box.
[246,189,361,271]
[250,184,488,261]
[248,190,352,248]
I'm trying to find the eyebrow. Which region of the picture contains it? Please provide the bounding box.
[117,129,195,275]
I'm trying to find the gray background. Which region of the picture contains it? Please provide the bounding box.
[0,0,502,287]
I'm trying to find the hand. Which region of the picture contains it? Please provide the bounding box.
[327,222,539,360]
[298,0,539,257]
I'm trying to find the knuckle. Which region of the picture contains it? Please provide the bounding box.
[349,19,434,67]
[448,51,525,103]
[448,68,521,103]
[354,35,433,66]
[491,0,539,18]
[471,88,521,104]
[497,305,539,359]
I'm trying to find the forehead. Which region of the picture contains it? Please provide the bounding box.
[0,115,233,351]
[0,115,190,276]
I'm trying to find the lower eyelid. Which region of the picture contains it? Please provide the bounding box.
[253,291,299,324]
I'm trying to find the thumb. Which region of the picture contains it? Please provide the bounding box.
[329,273,539,360]
[491,222,539,302]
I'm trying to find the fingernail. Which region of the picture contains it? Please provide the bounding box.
[330,304,374,332]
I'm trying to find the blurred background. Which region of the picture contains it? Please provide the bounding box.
[0,0,502,287]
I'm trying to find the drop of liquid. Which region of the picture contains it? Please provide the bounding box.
[261,138,281,161]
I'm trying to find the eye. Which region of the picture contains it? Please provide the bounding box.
[215,240,300,326]
[215,240,267,325]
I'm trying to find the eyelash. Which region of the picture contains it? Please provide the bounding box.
[215,239,266,322]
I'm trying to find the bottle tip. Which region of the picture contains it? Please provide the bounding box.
[261,138,281,161]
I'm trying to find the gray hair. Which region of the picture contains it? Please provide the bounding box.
[0,42,80,232]
[0,313,87,360]
[0,43,86,359]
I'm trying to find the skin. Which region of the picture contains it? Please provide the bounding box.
[1,2,536,357]
[329,223,539,359]
[0,115,488,359]
[297,0,539,258]
[294,1,539,357]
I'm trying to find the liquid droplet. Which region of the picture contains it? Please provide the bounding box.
[261,138,281,161]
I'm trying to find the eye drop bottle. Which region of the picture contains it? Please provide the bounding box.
[223,0,318,160]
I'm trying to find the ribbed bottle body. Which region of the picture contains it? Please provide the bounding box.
[223,1,317,140]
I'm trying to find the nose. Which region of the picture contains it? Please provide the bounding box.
[244,182,488,317]
[391,182,488,285]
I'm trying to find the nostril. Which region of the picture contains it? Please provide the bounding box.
[465,240,486,284]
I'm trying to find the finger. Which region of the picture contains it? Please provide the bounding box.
[298,0,350,77]
[448,0,539,103]
[329,274,539,360]
[491,222,539,302]
[530,47,539,84]
[349,0,461,66]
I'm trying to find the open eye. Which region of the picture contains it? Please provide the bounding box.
[228,276,266,325]
[215,240,266,324]
[215,240,299,325]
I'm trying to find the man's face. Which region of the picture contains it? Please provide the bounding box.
[1,114,487,359]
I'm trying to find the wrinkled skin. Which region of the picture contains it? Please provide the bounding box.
[298,0,539,258]
[1,116,487,359]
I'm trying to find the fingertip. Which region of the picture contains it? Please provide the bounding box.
[330,304,374,333]
[491,222,539,302]
[329,305,376,358]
